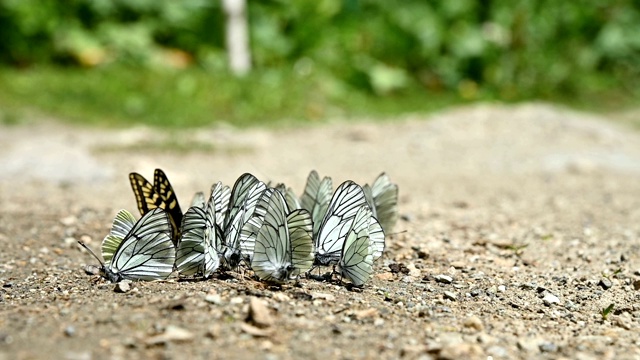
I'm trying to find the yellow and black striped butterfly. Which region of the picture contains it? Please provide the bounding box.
[129,168,183,245]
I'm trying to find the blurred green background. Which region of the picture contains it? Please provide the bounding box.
[0,0,638,127]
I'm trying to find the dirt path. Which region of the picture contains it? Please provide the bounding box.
[1,103,640,359]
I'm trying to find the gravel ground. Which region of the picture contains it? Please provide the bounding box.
[1,103,640,360]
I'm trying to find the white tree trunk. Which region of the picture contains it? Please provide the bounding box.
[223,0,251,76]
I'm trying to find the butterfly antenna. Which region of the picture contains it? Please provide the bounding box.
[77,240,105,267]
[387,229,408,238]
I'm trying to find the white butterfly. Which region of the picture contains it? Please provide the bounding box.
[300,170,333,237]
[101,209,136,264]
[210,182,231,230]
[363,173,398,233]
[337,205,375,286]
[251,188,314,283]
[270,182,302,211]
[79,208,176,283]
[223,173,266,269]
[175,185,225,277]
[313,180,368,266]
[190,191,206,208]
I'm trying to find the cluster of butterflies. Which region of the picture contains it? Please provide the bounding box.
[79,169,398,286]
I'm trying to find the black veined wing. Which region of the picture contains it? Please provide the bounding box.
[300,170,333,237]
[285,187,301,211]
[251,189,313,283]
[368,215,385,261]
[362,184,377,219]
[223,173,266,269]
[348,184,385,261]
[80,208,176,283]
[269,182,302,211]
[210,182,231,230]
[190,191,206,208]
[337,205,374,286]
[239,188,275,263]
[223,173,261,231]
[313,180,367,266]
[287,208,314,276]
[129,169,183,245]
[369,172,398,233]
[175,193,222,278]
[101,209,137,264]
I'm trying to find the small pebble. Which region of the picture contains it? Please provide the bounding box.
[463,316,484,332]
[248,297,274,328]
[145,325,194,344]
[539,342,558,353]
[517,338,541,353]
[60,216,78,227]
[498,285,506,292]
[542,293,560,306]
[443,291,457,301]
[64,326,76,337]
[205,294,222,305]
[435,275,453,284]
[599,278,613,290]
[114,281,131,293]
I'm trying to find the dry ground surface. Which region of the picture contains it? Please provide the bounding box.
[1,103,640,360]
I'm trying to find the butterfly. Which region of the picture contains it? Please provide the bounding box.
[79,208,176,283]
[337,205,375,286]
[175,185,225,278]
[250,188,314,283]
[363,172,398,233]
[129,169,183,245]
[313,180,368,266]
[190,191,206,208]
[270,182,302,211]
[300,170,333,237]
[222,173,266,269]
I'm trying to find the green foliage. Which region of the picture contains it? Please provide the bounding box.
[0,0,639,126]
[601,303,615,320]
[0,65,456,127]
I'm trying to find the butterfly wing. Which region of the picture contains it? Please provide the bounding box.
[338,205,374,286]
[362,184,377,219]
[223,174,266,268]
[108,208,176,281]
[224,173,261,231]
[203,189,222,276]
[251,190,291,283]
[102,209,137,263]
[286,209,314,276]
[176,206,207,276]
[368,216,385,261]
[153,169,183,242]
[190,191,206,208]
[129,169,183,245]
[210,182,231,230]
[129,172,158,215]
[300,170,333,236]
[285,187,302,211]
[314,181,367,266]
[371,173,398,233]
[239,188,275,263]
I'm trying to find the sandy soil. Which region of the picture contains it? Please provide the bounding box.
[1,102,640,360]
